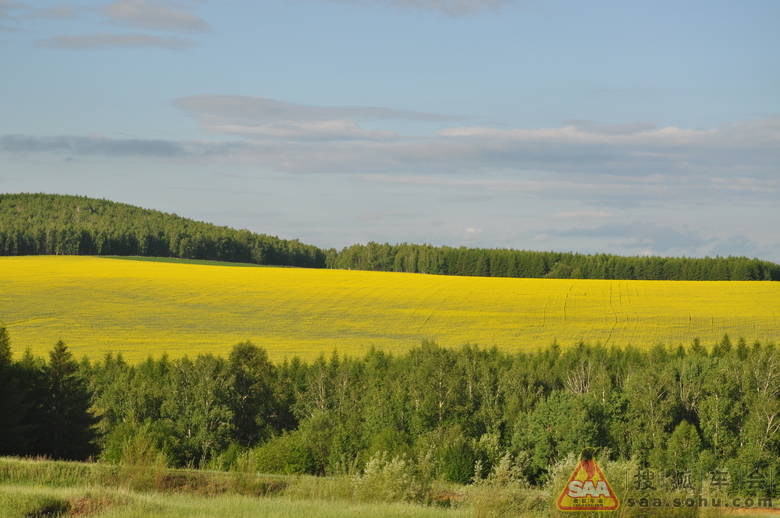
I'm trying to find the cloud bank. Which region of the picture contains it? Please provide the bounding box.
[0,0,28,18]
[0,134,188,156]
[3,99,778,216]
[104,0,211,32]
[4,107,779,184]
[174,95,459,141]
[34,0,207,50]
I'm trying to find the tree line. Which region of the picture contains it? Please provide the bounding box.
[0,193,325,268]
[2,193,778,281]
[2,326,780,495]
[326,242,780,281]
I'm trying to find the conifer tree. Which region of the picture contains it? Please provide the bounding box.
[0,326,30,455]
[36,340,100,460]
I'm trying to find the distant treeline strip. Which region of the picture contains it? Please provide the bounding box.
[1,193,778,280]
[326,242,780,281]
[0,193,325,268]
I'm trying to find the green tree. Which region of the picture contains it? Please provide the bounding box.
[36,340,100,460]
[0,327,30,455]
[405,341,466,435]
[665,420,702,473]
[161,355,235,466]
[229,341,277,445]
[0,325,10,366]
[621,363,678,465]
[514,390,600,483]
[698,360,743,459]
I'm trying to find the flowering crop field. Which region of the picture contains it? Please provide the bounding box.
[1,256,778,362]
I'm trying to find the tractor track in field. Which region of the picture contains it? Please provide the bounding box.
[603,283,618,347]
[563,281,575,323]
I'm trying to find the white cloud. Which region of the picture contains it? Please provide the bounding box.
[208,120,398,142]
[547,211,615,220]
[329,0,525,16]
[104,0,210,32]
[438,117,780,150]
[4,96,780,210]
[6,115,780,204]
[175,95,456,142]
[38,31,194,49]
[0,0,29,29]
[5,114,780,190]
[562,120,658,135]
[168,97,767,172]
[0,0,29,17]
[429,118,780,178]
[175,95,457,125]
[436,123,718,146]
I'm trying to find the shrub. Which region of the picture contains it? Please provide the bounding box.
[115,425,170,491]
[352,451,432,504]
[470,452,542,518]
[253,432,317,475]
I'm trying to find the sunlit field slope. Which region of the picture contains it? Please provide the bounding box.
[1,256,778,362]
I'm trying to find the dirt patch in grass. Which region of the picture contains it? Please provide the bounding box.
[67,496,116,516]
[431,490,462,507]
[155,471,288,496]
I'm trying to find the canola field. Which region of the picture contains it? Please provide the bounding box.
[1,256,778,362]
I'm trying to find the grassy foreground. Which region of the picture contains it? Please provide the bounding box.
[2,457,779,518]
[0,457,475,518]
[1,256,778,362]
[0,485,475,518]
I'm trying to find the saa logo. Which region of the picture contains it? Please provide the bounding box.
[556,448,619,511]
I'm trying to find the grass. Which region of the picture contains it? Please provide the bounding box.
[1,256,778,362]
[0,484,478,518]
[2,457,778,518]
[0,457,475,518]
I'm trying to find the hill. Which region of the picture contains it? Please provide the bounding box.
[2,256,778,362]
[1,193,778,280]
[0,193,325,267]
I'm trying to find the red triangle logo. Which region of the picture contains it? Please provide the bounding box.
[556,449,619,511]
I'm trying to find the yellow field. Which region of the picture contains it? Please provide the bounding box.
[1,256,778,362]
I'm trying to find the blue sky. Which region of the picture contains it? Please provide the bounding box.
[1,0,778,261]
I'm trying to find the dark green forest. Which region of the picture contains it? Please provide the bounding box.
[3,326,780,496]
[0,193,325,268]
[2,193,778,280]
[326,242,780,281]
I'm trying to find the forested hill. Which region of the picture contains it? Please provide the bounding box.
[326,242,780,281]
[0,193,325,267]
[1,193,778,280]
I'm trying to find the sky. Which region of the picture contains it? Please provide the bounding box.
[1,0,778,261]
